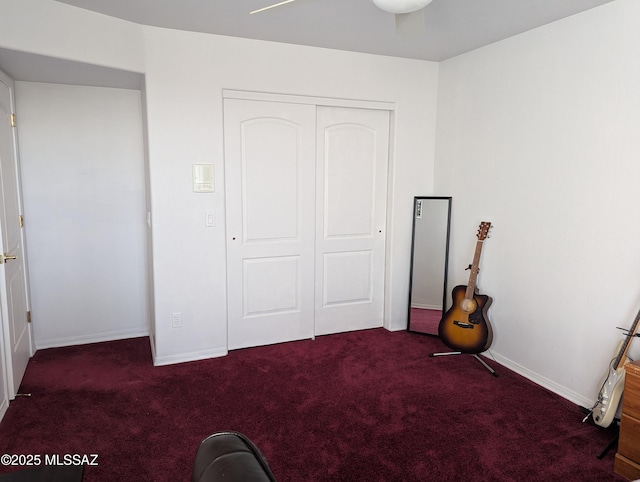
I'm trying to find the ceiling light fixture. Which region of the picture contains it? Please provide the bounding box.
[372,0,434,14]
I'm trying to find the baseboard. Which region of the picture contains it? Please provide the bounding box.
[411,303,441,310]
[487,350,593,408]
[153,346,228,366]
[149,333,157,361]
[387,322,407,332]
[0,396,8,424]
[35,328,150,350]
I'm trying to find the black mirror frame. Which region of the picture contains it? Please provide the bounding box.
[407,196,452,336]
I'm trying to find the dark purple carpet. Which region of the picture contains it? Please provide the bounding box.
[0,329,624,481]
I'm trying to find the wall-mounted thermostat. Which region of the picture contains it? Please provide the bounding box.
[192,164,215,192]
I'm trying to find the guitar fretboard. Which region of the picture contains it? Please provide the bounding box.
[614,308,640,370]
[464,239,484,300]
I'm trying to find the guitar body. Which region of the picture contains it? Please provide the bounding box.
[592,340,631,428]
[438,285,493,354]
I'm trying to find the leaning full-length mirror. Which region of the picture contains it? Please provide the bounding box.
[407,197,452,336]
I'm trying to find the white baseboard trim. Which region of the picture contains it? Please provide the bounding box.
[487,350,593,408]
[149,333,157,361]
[411,303,441,310]
[0,397,8,424]
[153,347,228,366]
[35,328,150,350]
[387,322,407,332]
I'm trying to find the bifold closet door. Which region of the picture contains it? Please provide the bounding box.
[224,99,316,350]
[314,106,390,336]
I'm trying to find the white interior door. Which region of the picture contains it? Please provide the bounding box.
[224,99,316,350]
[314,106,390,336]
[0,77,31,397]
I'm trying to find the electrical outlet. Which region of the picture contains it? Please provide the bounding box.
[172,312,182,328]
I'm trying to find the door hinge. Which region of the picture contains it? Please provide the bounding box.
[19,215,24,228]
[10,113,16,128]
[27,311,31,323]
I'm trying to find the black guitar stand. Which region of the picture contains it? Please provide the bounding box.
[597,429,619,459]
[429,351,499,377]
[581,406,620,459]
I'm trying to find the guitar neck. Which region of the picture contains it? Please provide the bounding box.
[614,308,640,370]
[464,239,484,300]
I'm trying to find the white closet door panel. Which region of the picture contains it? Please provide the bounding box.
[224,99,316,350]
[324,125,377,238]
[243,256,300,316]
[323,250,373,305]
[242,120,299,242]
[315,106,390,336]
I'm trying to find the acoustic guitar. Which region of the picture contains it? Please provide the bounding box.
[590,307,640,428]
[438,222,493,354]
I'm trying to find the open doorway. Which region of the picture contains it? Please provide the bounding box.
[0,48,153,359]
[16,81,151,349]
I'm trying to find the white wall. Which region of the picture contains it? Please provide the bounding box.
[143,28,439,363]
[435,0,640,405]
[0,324,7,419]
[0,0,143,74]
[0,0,439,364]
[15,82,149,347]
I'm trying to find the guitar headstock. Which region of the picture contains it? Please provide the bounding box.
[477,222,492,240]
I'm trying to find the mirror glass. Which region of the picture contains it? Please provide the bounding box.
[407,196,452,336]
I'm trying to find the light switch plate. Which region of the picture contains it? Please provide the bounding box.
[205,210,216,227]
[193,164,215,192]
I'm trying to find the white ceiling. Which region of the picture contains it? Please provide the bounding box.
[0,0,617,88]
[53,0,616,61]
